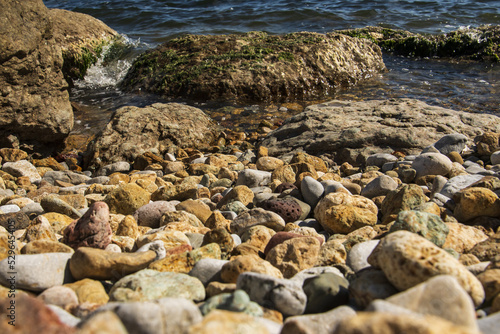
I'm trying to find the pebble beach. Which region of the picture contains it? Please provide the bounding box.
[0,121,500,333]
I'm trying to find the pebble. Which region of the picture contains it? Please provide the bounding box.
[97,298,202,334]
[236,272,307,316]
[368,230,485,307]
[360,174,398,198]
[346,239,380,273]
[432,133,468,155]
[235,169,272,187]
[389,210,449,247]
[412,152,453,178]
[282,305,356,334]
[366,153,398,167]
[230,207,286,235]
[0,252,73,291]
[69,246,157,280]
[491,150,500,165]
[2,160,41,183]
[302,272,350,313]
[132,200,177,228]
[189,258,228,285]
[300,175,324,208]
[109,269,206,302]
[0,204,20,213]
[37,285,79,309]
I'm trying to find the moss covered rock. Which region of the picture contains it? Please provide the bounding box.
[121,31,386,103]
[340,25,500,61]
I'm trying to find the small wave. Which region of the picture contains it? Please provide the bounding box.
[74,35,147,89]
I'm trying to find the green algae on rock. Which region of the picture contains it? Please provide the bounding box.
[339,25,500,61]
[120,31,386,103]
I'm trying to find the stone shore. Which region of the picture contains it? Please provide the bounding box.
[0,107,500,333]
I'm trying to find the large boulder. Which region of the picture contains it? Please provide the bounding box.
[0,0,119,153]
[120,31,386,103]
[84,103,219,169]
[0,0,73,152]
[261,98,500,165]
[49,8,119,83]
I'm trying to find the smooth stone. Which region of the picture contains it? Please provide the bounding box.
[478,311,500,334]
[368,230,485,307]
[235,169,272,188]
[334,311,478,334]
[109,269,205,302]
[189,309,269,334]
[412,152,453,178]
[37,286,79,309]
[0,204,20,213]
[62,201,112,250]
[46,305,81,328]
[200,289,263,317]
[290,266,345,285]
[21,202,44,218]
[389,210,449,247]
[133,201,177,228]
[97,298,202,334]
[96,162,131,176]
[349,268,398,309]
[189,258,229,286]
[360,174,398,198]
[491,151,500,165]
[281,305,356,334]
[236,272,307,316]
[0,252,73,292]
[21,240,74,254]
[0,294,75,333]
[322,180,351,196]
[2,160,41,183]
[64,278,110,305]
[41,194,82,219]
[70,245,157,280]
[300,176,324,208]
[433,133,468,155]
[346,240,380,273]
[230,207,286,236]
[43,170,91,185]
[303,273,349,314]
[376,275,479,331]
[77,310,128,334]
[221,254,283,283]
[366,153,398,168]
[440,174,485,199]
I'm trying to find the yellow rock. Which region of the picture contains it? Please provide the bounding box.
[64,278,109,305]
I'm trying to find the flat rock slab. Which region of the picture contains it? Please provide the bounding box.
[261,98,500,165]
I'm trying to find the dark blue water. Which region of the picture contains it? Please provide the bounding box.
[43,0,500,134]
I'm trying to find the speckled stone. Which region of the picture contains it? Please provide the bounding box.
[260,197,303,224]
[189,309,270,334]
[454,187,500,223]
[221,254,283,283]
[380,184,427,225]
[314,192,378,234]
[109,269,205,302]
[230,207,286,236]
[368,230,485,307]
[389,210,449,247]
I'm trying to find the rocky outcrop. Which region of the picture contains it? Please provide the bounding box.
[120,31,386,103]
[0,0,119,153]
[339,25,500,61]
[84,103,219,169]
[260,98,500,165]
[0,0,73,152]
[49,8,118,83]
